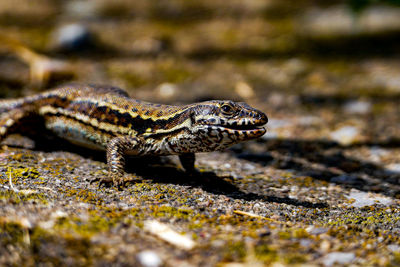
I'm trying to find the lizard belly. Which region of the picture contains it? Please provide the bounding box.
[44,116,109,151]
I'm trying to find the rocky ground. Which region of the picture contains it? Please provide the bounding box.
[0,0,400,266]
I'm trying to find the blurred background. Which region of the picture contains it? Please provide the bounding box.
[1,2,400,265]
[1,0,400,146]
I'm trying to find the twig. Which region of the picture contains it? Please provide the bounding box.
[144,220,196,250]
[233,210,293,226]
[8,170,19,193]
[0,34,73,87]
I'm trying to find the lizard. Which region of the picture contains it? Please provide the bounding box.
[0,83,268,187]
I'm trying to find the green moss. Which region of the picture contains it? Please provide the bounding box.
[0,221,27,245]
[0,190,48,205]
[54,212,116,238]
[324,209,400,228]
[0,221,110,266]
[97,1,133,18]
[118,72,149,88]
[222,240,247,262]
[393,252,400,266]
[188,213,209,230]
[150,205,193,220]
[372,102,389,115]
[63,189,104,205]
[254,244,278,263]
[284,253,308,264]
[6,167,41,180]
[278,231,291,240]
[158,62,193,83]
[292,228,309,239]
[30,227,100,266]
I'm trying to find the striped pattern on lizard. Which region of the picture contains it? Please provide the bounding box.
[0,83,268,187]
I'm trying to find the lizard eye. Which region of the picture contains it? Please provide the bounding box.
[221,104,234,116]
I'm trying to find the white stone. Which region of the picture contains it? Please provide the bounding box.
[137,250,162,267]
[157,83,178,99]
[330,126,360,145]
[51,210,68,219]
[19,218,32,229]
[301,6,354,36]
[306,226,329,235]
[368,146,388,162]
[385,163,400,174]
[322,252,355,266]
[144,220,196,250]
[223,163,231,169]
[388,244,400,252]
[343,100,371,114]
[345,189,393,208]
[300,238,313,247]
[301,5,400,37]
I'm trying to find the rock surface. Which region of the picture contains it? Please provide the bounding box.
[0,0,400,266]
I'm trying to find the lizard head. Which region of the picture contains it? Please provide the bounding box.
[189,100,268,150]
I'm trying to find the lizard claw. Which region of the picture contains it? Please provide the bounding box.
[92,174,138,190]
[91,176,114,188]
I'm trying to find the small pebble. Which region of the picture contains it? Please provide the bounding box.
[330,126,360,145]
[345,190,393,208]
[343,100,371,114]
[388,244,400,252]
[38,220,55,230]
[300,239,313,248]
[223,163,231,169]
[368,146,388,162]
[19,217,32,229]
[301,5,400,37]
[320,240,331,252]
[64,1,98,19]
[322,252,355,266]
[306,226,329,235]
[51,210,68,219]
[52,23,93,51]
[385,163,400,174]
[137,250,162,267]
[243,163,255,171]
[157,83,178,99]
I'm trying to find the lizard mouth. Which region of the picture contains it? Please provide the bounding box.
[222,124,266,131]
[217,123,267,137]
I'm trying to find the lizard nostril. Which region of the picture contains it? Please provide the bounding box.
[260,112,268,124]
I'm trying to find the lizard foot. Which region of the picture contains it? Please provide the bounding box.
[92,174,141,190]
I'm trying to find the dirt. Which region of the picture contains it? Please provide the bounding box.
[0,0,400,266]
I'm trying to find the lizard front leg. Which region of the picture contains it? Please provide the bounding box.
[0,109,30,142]
[179,153,196,173]
[106,136,142,188]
